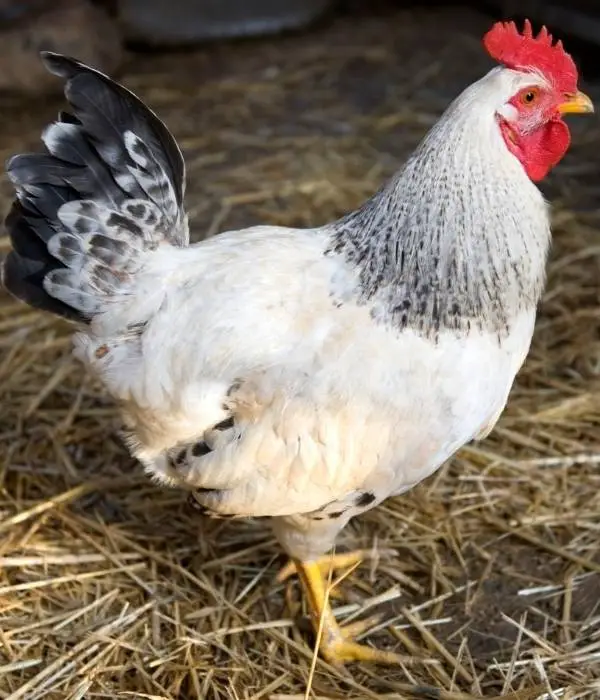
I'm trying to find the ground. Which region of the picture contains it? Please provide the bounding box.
[0,3,600,699]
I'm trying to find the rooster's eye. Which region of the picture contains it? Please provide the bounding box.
[521,89,539,105]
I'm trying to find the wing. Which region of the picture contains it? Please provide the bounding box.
[145,370,396,518]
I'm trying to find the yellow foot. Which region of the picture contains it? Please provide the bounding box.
[318,612,408,665]
[286,557,408,666]
[320,636,408,665]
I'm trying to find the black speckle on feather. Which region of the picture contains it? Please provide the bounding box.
[73,216,95,235]
[186,494,227,518]
[214,416,234,431]
[126,320,147,336]
[52,235,83,266]
[187,495,209,513]
[187,492,249,521]
[89,235,130,264]
[169,449,188,468]
[106,212,144,237]
[126,202,148,219]
[226,380,242,397]
[191,441,211,458]
[355,492,376,507]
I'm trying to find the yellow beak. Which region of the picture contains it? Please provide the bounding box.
[558,90,594,115]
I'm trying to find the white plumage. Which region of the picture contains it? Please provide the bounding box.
[69,67,549,553]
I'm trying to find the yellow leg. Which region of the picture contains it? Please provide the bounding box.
[290,559,409,666]
[277,550,369,583]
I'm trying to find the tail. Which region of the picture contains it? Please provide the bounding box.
[1,52,188,324]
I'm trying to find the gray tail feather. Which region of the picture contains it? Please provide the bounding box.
[1,51,188,323]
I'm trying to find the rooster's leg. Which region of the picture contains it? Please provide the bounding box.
[278,550,376,601]
[277,551,368,583]
[288,558,406,665]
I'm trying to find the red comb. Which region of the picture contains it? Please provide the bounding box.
[483,19,578,94]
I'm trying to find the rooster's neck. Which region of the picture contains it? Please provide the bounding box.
[326,91,551,340]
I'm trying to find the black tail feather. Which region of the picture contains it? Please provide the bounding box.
[1,51,187,323]
[40,51,186,211]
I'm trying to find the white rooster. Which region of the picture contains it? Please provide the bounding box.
[1,20,593,665]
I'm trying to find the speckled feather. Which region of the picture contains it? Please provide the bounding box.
[2,55,553,560]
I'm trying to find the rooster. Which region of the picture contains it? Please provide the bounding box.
[1,20,593,665]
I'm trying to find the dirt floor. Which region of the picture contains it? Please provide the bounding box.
[1,3,600,699]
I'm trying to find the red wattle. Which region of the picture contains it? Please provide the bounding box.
[501,117,571,182]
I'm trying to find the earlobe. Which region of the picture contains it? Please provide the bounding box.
[497,102,518,122]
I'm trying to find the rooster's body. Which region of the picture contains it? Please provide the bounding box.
[2,22,592,664]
